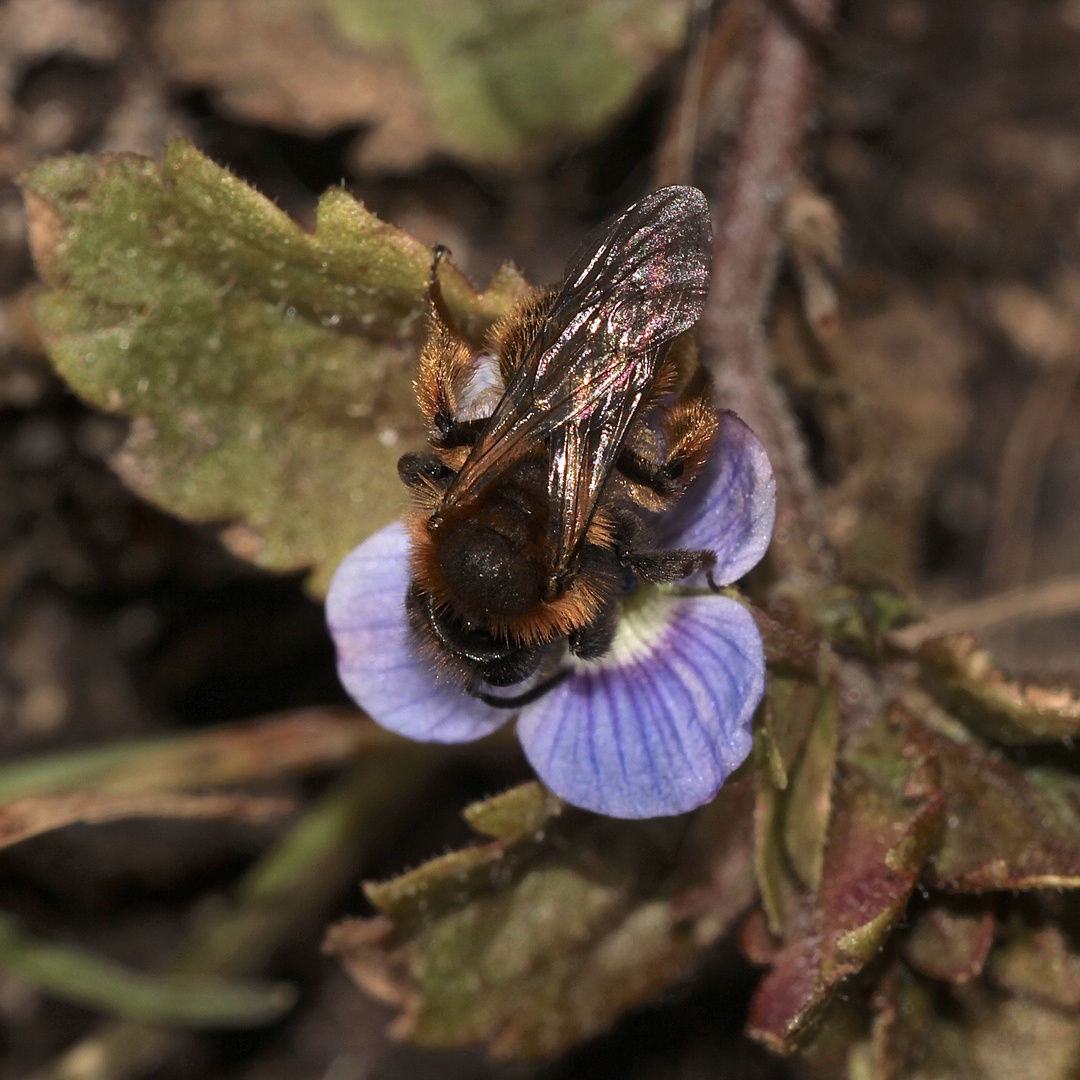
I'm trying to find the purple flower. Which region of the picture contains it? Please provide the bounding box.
[326,410,775,819]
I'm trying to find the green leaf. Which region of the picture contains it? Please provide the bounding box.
[156,0,692,170]
[752,601,828,792]
[460,780,563,842]
[753,745,789,935]
[783,683,839,893]
[20,140,528,595]
[919,634,1080,744]
[326,778,756,1059]
[32,754,436,1080]
[749,680,835,940]
[761,673,823,789]
[818,581,918,658]
[328,0,689,165]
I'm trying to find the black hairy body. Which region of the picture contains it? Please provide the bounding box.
[397,187,720,703]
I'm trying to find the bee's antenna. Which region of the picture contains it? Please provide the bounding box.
[427,244,460,335]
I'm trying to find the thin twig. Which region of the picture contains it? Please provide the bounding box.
[655,0,714,188]
[0,792,295,852]
[982,359,1080,589]
[890,575,1080,652]
[655,0,754,188]
[698,0,836,586]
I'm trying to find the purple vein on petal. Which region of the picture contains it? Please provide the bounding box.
[673,633,735,768]
[678,626,738,760]
[518,593,763,818]
[639,659,696,797]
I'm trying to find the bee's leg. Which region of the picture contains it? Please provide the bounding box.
[397,451,456,494]
[626,548,717,585]
[617,445,685,501]
[568,592,621,659]
[416,245,490,448]
[617,365,719,507]
[427,245,458,333]
[431,409,486,449]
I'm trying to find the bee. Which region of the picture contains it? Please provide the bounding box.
[398,186,719,706]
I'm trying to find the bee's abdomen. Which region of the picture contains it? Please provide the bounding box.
[436,460,548,621]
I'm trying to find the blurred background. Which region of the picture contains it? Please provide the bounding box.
[1,0,1079,1077]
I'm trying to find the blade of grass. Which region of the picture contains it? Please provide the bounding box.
[0,912,296,1028]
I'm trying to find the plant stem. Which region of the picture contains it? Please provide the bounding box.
[699,0,836,587]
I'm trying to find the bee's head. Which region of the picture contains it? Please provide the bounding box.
[404,582,545,688]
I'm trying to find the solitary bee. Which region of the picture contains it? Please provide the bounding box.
[398,186,719,705]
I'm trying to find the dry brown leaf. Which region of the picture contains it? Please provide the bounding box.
[0,791,295,851]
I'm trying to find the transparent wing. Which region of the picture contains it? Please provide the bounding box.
[444,186,713,578]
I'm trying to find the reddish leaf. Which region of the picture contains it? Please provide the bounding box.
[925,727,1080,891]
[747,709,943,1054]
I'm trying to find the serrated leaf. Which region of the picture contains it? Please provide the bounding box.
[20,140,528,595]
[461,781,563,843]
[156,0,692,171]
[921,718,1080,891]
[326,778,756,1059]
[919,634,1080,744]
[747,709,943,1055]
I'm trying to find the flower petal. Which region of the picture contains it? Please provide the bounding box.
[326,522,508,743]
[517,591,763,818]
[656,409,776,586]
